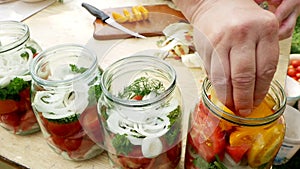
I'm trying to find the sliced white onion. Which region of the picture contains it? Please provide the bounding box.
[142,92,157,100]
[142,137,163,158]
[106,111,133,135]
[0,49,32,87]
[33,84,89,120]
[126,135,143,145]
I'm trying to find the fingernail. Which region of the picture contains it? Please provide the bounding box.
[239,109,252,116]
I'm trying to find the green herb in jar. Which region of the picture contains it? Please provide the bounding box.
[119,76,165,100]
[112,134,134,155]
[0,77,30,100]
[69,64,88,74]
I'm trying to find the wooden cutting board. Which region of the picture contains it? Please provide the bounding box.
[93,4,188,40]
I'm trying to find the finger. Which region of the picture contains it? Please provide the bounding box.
[274,0,296,24]
[255,15,279,106]
[230,40,256,116]
[278,11,298,40]
[210,44,233,109]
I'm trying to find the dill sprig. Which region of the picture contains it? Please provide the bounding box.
[119,77,165,99]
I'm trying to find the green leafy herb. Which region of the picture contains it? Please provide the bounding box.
[69,64,88,74]
[193,155,227,169]
[20,46,37,60]
[119,76,165,99]
[167,106,181,128]
[0,77,30,100]
[112,134,134,155]
[88,84,102,105]
[164,126,180,146]
[46,114,79,124]
[291,16,300,54]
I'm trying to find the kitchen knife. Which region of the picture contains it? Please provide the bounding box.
[82,3,146,39]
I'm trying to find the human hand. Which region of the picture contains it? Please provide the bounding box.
[185,0,280,116]
[255,0,300,40]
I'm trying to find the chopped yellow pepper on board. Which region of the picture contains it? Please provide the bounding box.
[112,5,149,23]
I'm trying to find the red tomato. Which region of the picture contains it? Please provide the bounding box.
[79,106,104,144]
[0,100,18,115]
[19,87,31,102]
[41,116,82,138]
[132,95,143,100]
[188,102,226,163]
[291,59,300,68]
[33,53,38,58]
[226,144,251,163]
[287,67,297,77]
[0,111,20,127]
[184,145,198,169]
[51,135,83,151]
[20,110,37,131]
[296,66,300,73]
[296,73,300,79]
[115,146,154,169]
[166,143,182,164]
[68,137,97,159]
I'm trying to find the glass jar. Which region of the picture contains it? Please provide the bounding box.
[0,21,42,135]
[97,55,183,169]
[30,44,104,161]
[185,78,286,169]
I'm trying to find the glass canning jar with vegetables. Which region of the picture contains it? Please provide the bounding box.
[30,44,104,161]
[96,56,183,169]
[185,78,286,169]
[0,21,42,135]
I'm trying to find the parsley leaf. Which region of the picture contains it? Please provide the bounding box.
[0,77,30,100]
[69,64,88,74]
[46,114,79,124]
[112,134,134,155]
[167,106,181,128]
[88,84,102,105]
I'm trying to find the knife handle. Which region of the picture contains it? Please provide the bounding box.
[82,3,109,21]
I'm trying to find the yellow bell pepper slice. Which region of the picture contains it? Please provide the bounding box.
[229,127,259,146]
[132,6,143,21]
[137,5,149,20]
[246,97,275,118]
[112,12,128,23]
[123,8,136,22]
[210,90,236,130]
[247,124,285,167]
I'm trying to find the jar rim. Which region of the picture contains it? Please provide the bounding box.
[0,21,29,53]
[202,78,287,126]
[101,55,177,107]
[30,43,98,86]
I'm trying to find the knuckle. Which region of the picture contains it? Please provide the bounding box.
[257,65,277,80]
[261,13,279,33]
[231,73,255,88]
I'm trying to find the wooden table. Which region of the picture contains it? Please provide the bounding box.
[0,0,292,168]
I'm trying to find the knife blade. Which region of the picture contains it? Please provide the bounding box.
[82,3,146,39]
